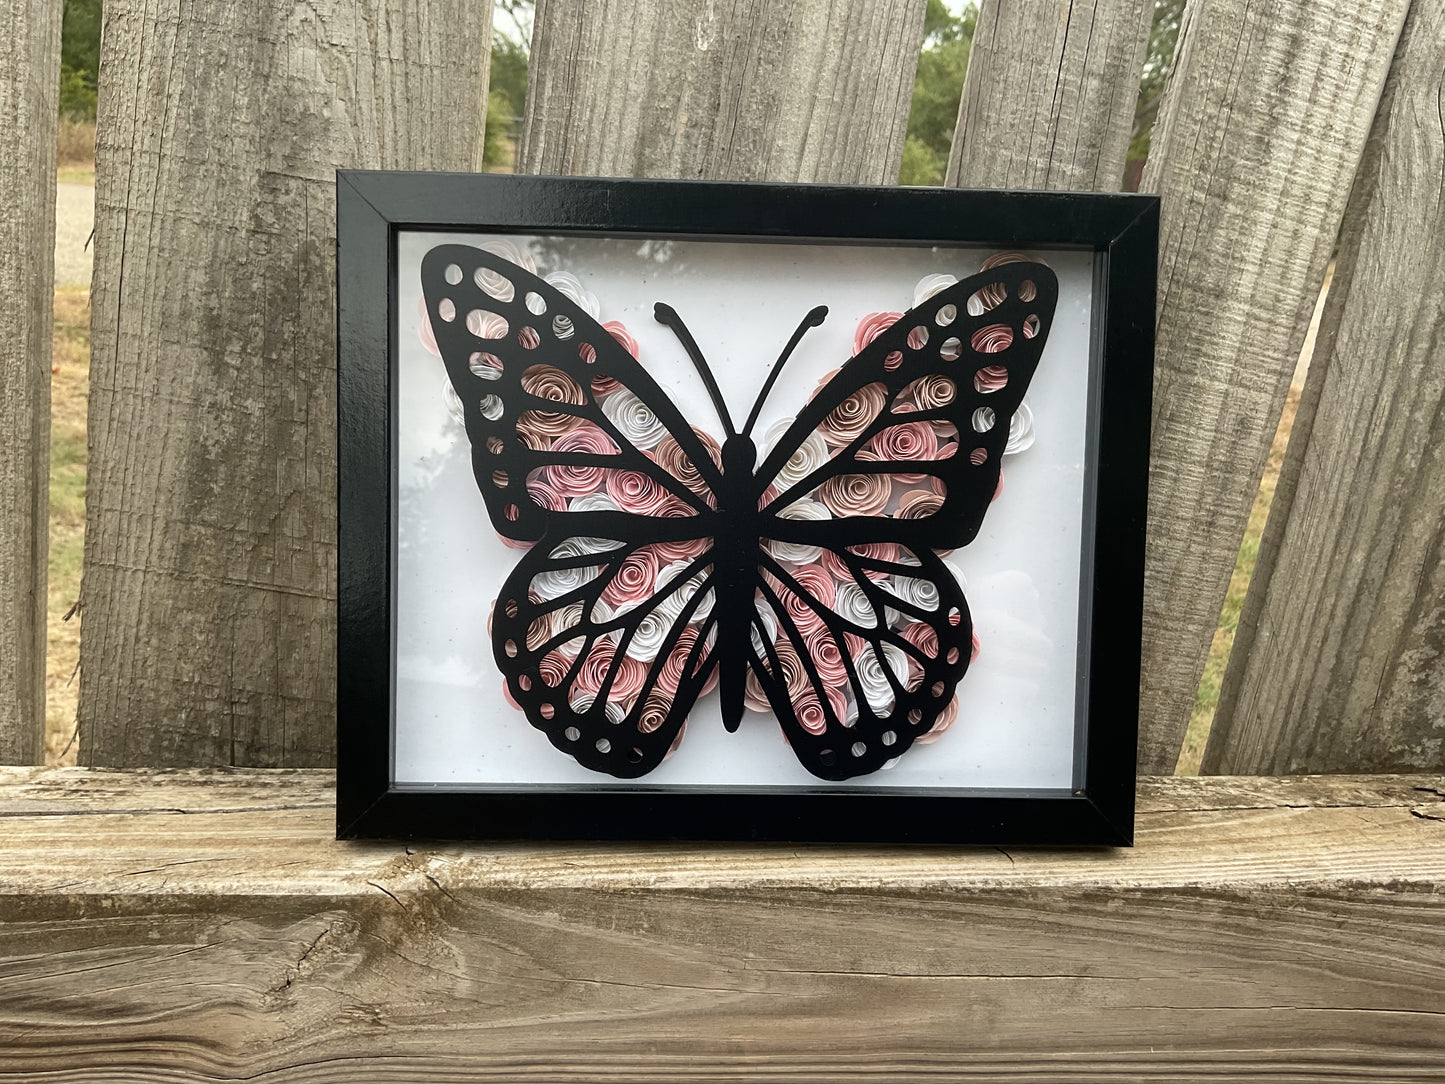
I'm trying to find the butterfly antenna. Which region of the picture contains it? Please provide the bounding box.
[741,306,827,438]
[654,302,736,439]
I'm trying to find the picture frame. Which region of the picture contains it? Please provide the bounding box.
[336,171,1156,845]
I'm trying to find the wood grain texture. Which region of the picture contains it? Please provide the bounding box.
[0,768,1442,1080]
[1205,2,1445,775]
[1134,0,1409,774]
[79,0,491,768]
[947,0,1153,191]
[519,0,926,182]
[0,0,61,765]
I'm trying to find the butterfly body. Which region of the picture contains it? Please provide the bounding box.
[421,242,1057,781]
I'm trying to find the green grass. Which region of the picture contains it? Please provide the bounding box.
[47,286,89,764]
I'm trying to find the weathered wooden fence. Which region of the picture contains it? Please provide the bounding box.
[0,0,1442,1077]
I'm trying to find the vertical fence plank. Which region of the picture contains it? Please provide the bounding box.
[947,0,1153,191]
[1133,0,1409,774]
[80,1,490,767]
[520,0,926,183]
[1205,2,1445,775]
[0,0,61,764]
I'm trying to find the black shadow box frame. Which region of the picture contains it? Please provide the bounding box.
[336,171,1156,845]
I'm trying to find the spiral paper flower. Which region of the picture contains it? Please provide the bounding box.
[743,639,809,714]
[852,311,902,354]
[531,540,601,601]
[913,273,958,307]
[625,607,676,662]
[653,428,722,495]
[819,382,887,448]
[888,573,940,613]
[855,641,908,716]
[817,472,890,518]
[575,639,647,704]
[601,388,667,450]
[543,270,600,320]
[869,408,939,484]
[650,535,710,565]
[914,694,960,745]
[765,499,831,564]
[545,424,619,498]
[795,695,829,736]
[655,560,715,624]
[1005,401,1035,455]
[599,547,658,613]
[762,418,830,492]
[606,467,674,516]
[804,625,849,686]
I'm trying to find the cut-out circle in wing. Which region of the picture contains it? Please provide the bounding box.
[420,244,726,542]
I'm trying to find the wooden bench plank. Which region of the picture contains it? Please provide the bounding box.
[1206,0,1445,774]
[1135,0,1410,772]
[80,0,492,767]
[1,768,1442,1080]
[0,0,61,764]
[520,0,926,182]
[948,0,1153,191]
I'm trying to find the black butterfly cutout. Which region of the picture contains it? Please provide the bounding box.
[420,244,1057,781]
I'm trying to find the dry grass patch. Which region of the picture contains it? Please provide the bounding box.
[47,287,89,765]
[56,117,95,184]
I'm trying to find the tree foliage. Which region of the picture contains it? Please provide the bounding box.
[59,0,102,119]
[484,1,533,169]
[900,0,977,186]
[1129,0,1185,163]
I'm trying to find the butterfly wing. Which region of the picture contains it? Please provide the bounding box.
[491,533,721,778]
[745,542,969,779]
[754,259,1057,551]
[422,243,728,775]
[748,260,1058,780]
[420,244,726,542]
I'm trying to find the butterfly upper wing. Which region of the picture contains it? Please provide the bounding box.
[754,260,1058,552]
[420,244,725,542]
[746,259,1058,780]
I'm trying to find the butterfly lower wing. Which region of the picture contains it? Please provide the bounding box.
[755,260,1058,553]
[491,533,720,777]
[748,543,971,781]
[421,244,725,543]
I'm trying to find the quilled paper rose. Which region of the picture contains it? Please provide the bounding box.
[818,382,887,448]
[650,534,710,565]
[599,547,658,615]
[538,646,577,690]
[795,694,828,736]
[605,467,675,516]
[765,499,831,564]
[888,572,940,613]
[531,548,601,603]
[575,639,647,703]
[852,311,902,354]
[906,374,956,412]
[585,321,639,399]
[636,693,674,735]
[914,694,960,745]
[653,428,722,495]
[784,565,835,624]
[803,624,849,686]
[625,607,676,662]
[854,641,908,715]
[568,491,619,513]
[870,408,939,484]
[749,605,778,658]
[1005,401,1035,455]
[477,238,536,275]
[545,424,619,497]
[743,639,809,713]
[601,387,667,449]
[568,690,628,726]
[899,619,939,689]
[913,273,958,307]
[655,559,715,623]
[817,471,890,518]
[897,489,943,521]
[542,270,601,320]
[763,418,829,492]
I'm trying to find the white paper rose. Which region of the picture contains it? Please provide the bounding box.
[543,270,601,320]
[656,560,714,623]
[856,641,908,714]
[1005,400,1036,455]
[764,418,831,492]
[601,389,667,450]
[914,273,958,307]
[765,499,831,565]
[532,540,600,601]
